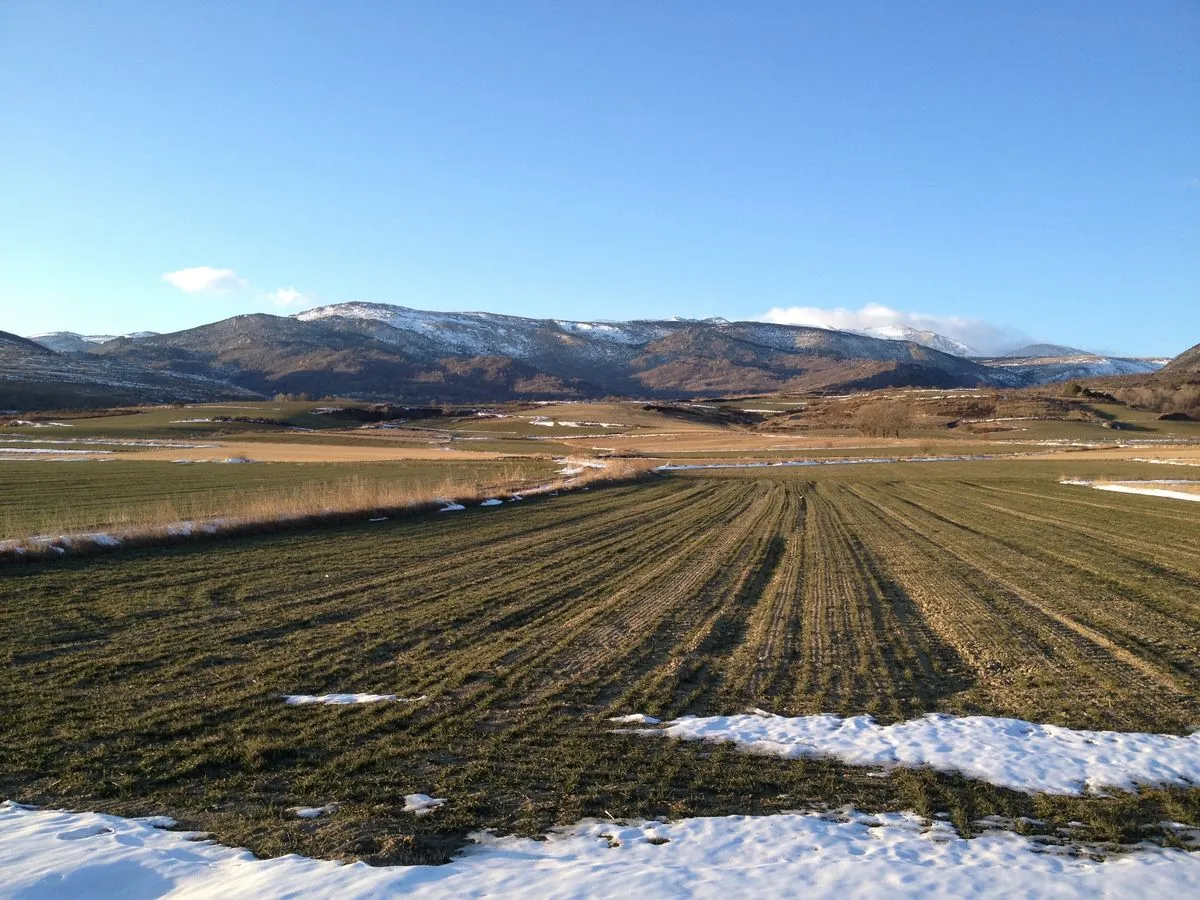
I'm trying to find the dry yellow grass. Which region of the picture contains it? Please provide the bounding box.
[0,458,658,561]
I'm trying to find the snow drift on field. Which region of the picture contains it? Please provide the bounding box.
[3,802,1198,899]
[1061,479,1200,503]
[403,794,447,816]
[289,804,338,819]
[1092,484,1200,502]
[625,711,1200,795]
[283,694,417,706]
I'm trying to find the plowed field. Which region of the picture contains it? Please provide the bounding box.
[3,462,1199,862]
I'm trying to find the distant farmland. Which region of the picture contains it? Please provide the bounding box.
[4,462,1199,864]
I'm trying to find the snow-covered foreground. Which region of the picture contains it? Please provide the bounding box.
[624,712,1200,795]
[2,802,1197,898]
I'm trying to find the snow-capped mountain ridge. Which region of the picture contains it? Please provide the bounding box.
[295,302,677,357]
[853,326,979,358]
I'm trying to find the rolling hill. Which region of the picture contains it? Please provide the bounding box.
[29,331,158,354]
[85,304,1012,402]
[1160,341,1200,377]
[0,329,259,410]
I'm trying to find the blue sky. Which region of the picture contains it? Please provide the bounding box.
[1,2,1196,355]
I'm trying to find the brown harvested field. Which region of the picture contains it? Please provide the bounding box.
[1026,446,1200,463]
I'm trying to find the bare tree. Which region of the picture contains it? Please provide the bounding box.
[854,401,911,438]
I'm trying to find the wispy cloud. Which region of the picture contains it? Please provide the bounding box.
[163,266,248,294]
[757,303,1029,355]
[267,287,312,308]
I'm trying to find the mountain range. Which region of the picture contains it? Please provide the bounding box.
[0,329,256,410]
[1,304,1185,410]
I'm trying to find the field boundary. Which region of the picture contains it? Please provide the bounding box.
[0,460,657,565]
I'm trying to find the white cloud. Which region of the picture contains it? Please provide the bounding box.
[267,287,311,308]
[163,267,248,294]
[757,303,1028,355]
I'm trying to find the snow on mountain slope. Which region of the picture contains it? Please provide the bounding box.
[857,326,979,358]
[29,331,158,353]
[285,302,1013,394]
[297,304,986,366]
[295,302,675,358]
[986,355,1168,383]
[297,302,543,357]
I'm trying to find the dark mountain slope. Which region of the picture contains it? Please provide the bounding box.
[1,328,259,411]
[1159,341,1200,377]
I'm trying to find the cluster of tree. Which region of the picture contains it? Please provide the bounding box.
[853,401,912,438]
[1113,384,1200,419]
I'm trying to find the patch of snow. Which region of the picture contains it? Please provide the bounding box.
[479,498,503,507]
[403,794,447,816]
[657,455,994,472]
[559,459,608,476]
[289,804,339,819]
[1093,484,1200,503]
[1060,479,1200,503]
[439,503,466,512]
[609,714,662,725]
[0,448,107,456]
[64,533,120,549]
[0,532,121,554]
[630,711,1200,795]
[4,801,1200,898]
[283,694,422,706]
[528,417,628,428]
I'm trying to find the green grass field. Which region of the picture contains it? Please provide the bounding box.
[5,402,357,437]
[0,458,558,538]
[3,460,1199,863]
